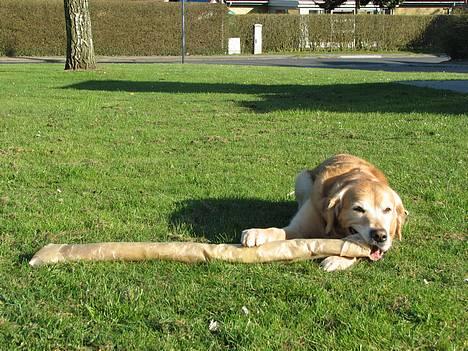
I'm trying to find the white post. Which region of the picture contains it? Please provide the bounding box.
[228,38,241,55]
[181,0,186,63]
[253,24,262,55]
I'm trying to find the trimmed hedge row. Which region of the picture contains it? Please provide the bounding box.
[92,1,226,56]
[1,0,467,57]
[227,15,302,53]
[0,0,226,56]
[1,0,65,56]
[228,14,467,54]
[437,15,468,59]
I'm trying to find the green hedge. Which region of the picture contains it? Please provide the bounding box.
[228,14,467,54]
[226,15,302,54]
[1,0,467,57]
[0,0,227,56]
[0,0,65,56]
[437,15,468,59]
[353,15,435,50]
[92,1,226,56]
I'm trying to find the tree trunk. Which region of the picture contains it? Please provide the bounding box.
[64,0,96,70]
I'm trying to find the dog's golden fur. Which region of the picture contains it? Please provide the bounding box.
[241,154,407,271]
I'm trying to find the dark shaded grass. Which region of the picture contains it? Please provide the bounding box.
[64,80,468,115]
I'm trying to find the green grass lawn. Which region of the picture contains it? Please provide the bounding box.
[0,63,467,350]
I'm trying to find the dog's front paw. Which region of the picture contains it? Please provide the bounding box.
[320,256,356,272]
[241,229,270,247]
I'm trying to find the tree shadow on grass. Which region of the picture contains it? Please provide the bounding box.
[64,80,468,115]
[169,198,296,244]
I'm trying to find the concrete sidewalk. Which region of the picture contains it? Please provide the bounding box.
[399,80,468,94]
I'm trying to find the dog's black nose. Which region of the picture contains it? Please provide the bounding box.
[370,229,387,243]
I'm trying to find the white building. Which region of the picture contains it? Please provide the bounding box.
[225,0,466,14]
[268,0,384,14]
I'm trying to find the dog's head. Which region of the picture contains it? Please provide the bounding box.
[324,180,407,261]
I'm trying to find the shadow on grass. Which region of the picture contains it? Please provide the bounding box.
[64,80,468,115]
[169,198,296,243]
[17,252,34,265]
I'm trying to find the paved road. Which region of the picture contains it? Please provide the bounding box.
[2,54,467,93]
[2,54,468,73]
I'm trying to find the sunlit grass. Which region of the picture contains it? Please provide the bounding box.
[0,63,467,350]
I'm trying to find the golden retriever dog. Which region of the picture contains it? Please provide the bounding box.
[241,154,407,271]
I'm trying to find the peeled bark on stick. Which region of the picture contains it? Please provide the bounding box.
[29,239,370,267]
[64,0,96,70]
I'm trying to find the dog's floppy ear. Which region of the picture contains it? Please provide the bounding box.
[392,190,408,240]
[323,187,348,234]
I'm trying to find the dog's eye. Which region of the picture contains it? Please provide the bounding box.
[353,206,365,213]
[383,207,392,213]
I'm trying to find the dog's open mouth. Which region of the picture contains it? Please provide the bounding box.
[348,227,384,261]
[369,245,384,261]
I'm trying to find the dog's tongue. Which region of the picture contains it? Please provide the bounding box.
[369,247,383,261]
